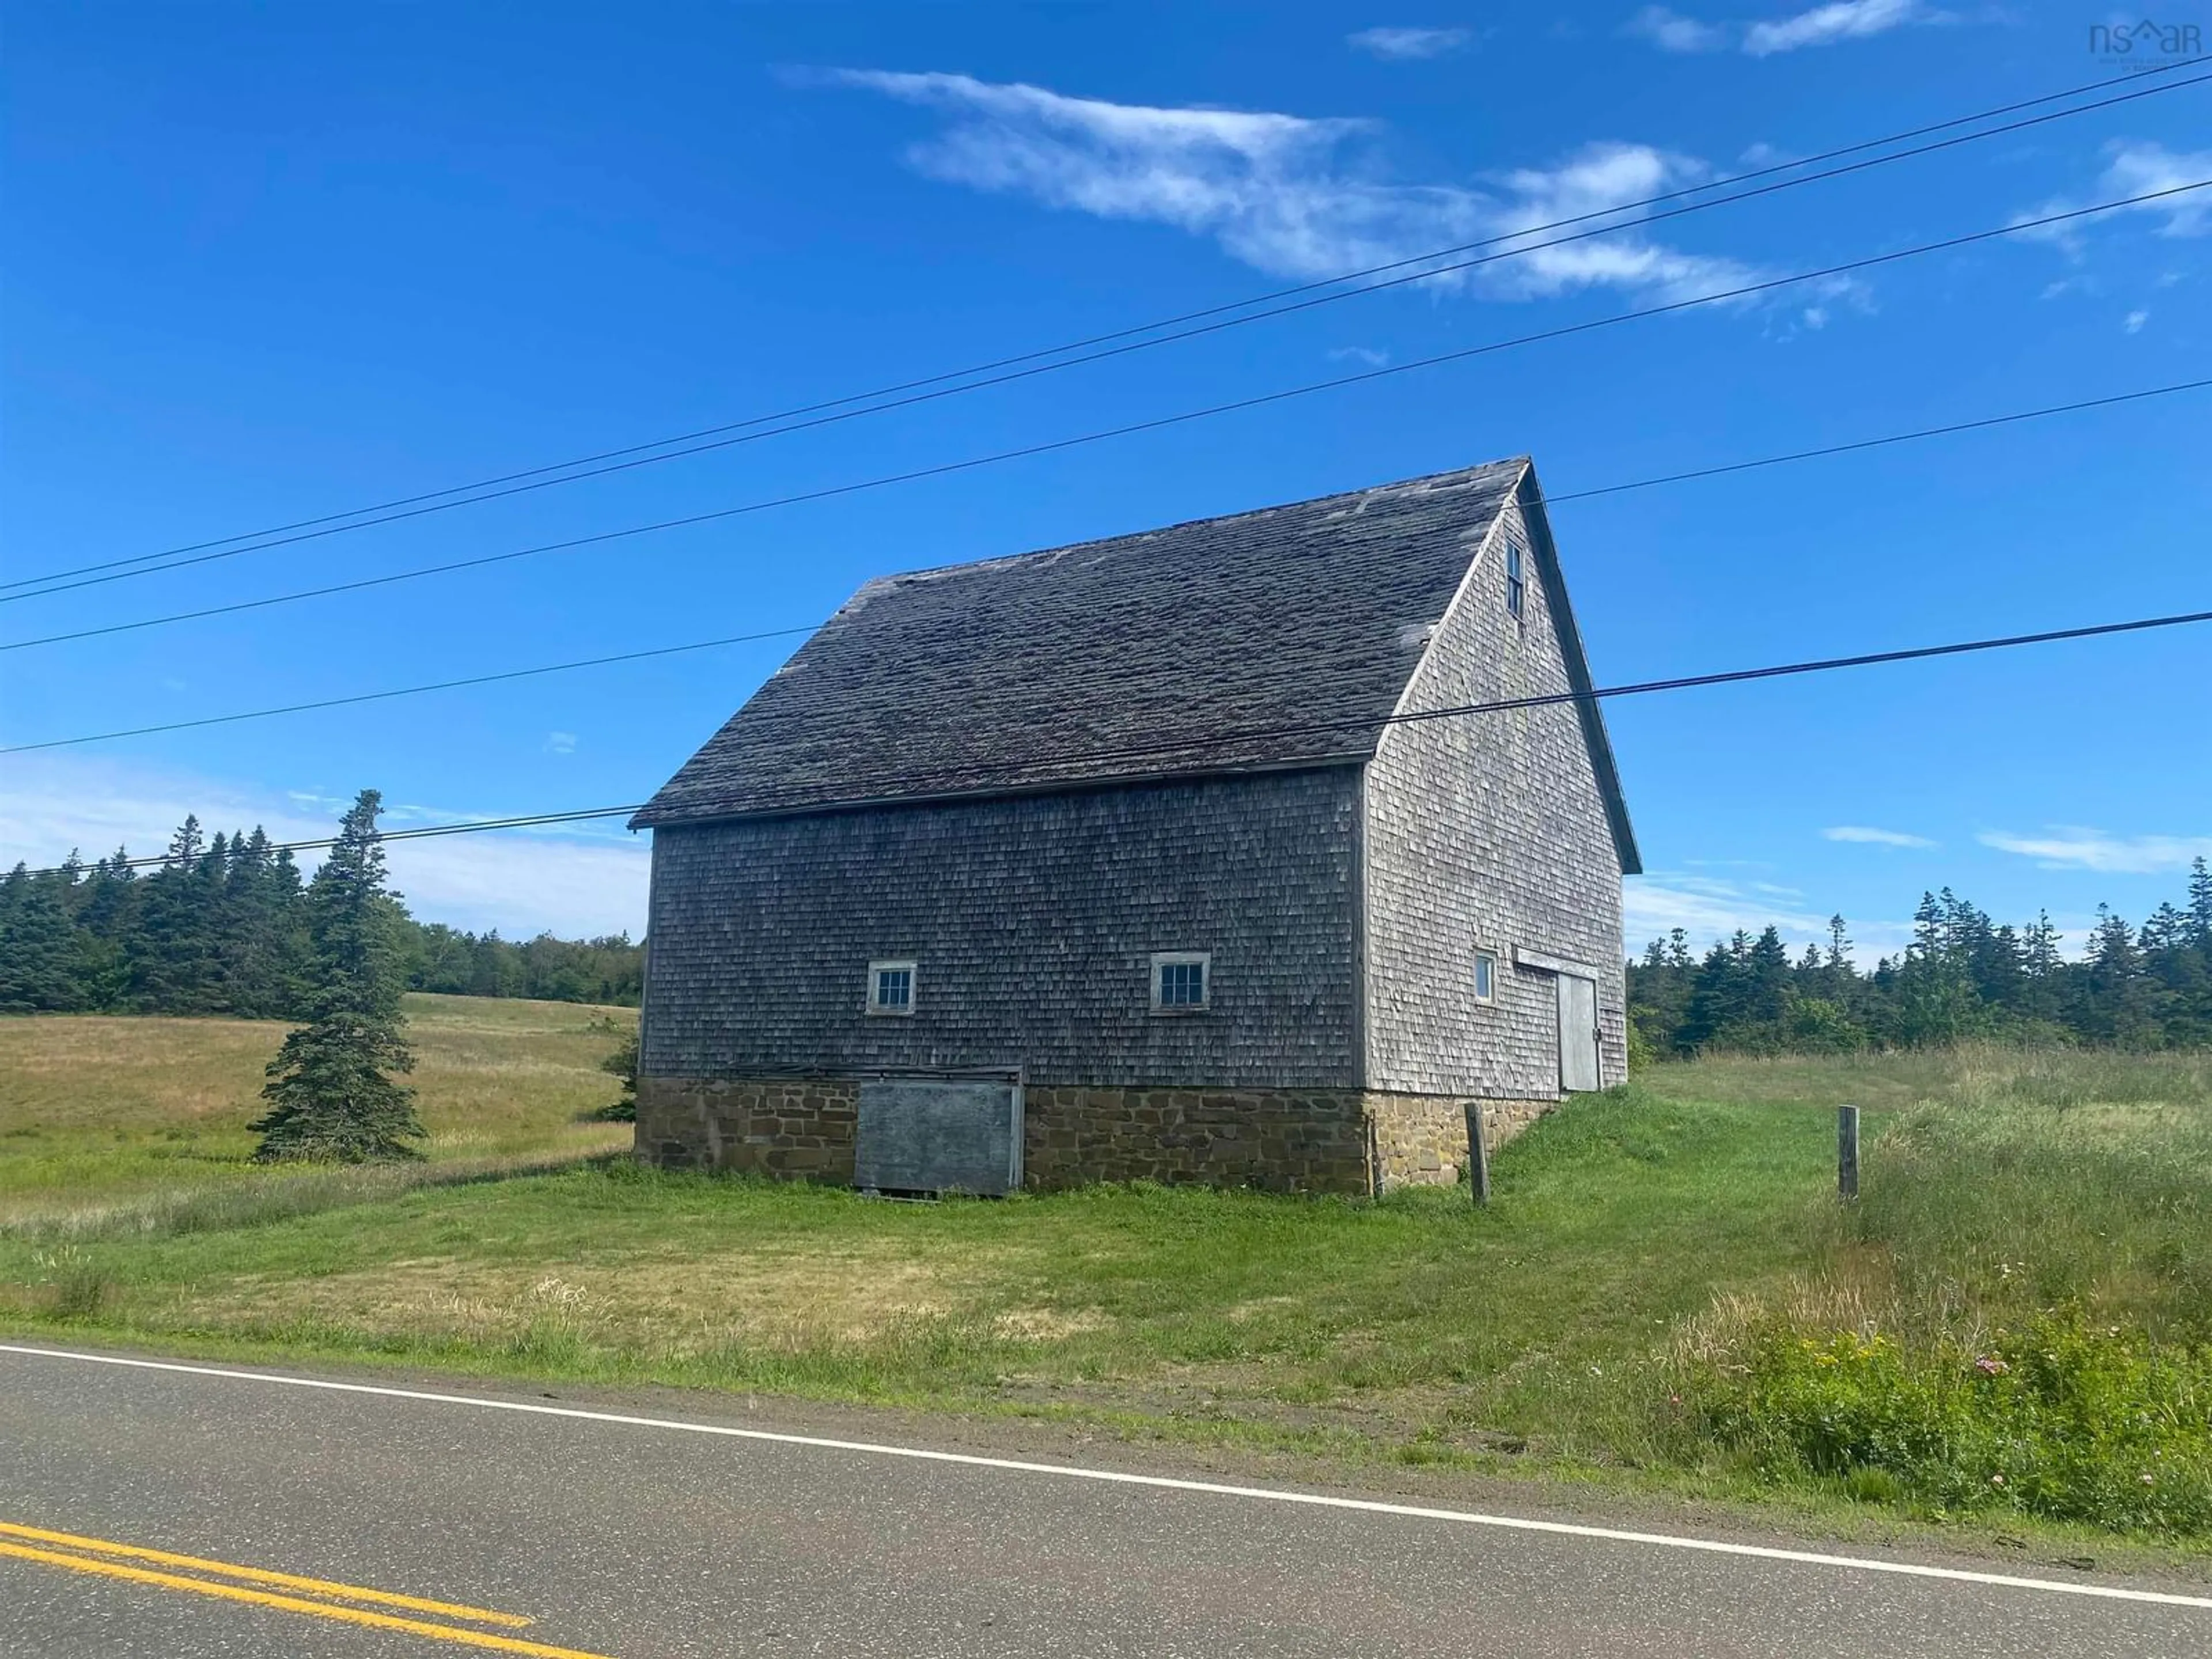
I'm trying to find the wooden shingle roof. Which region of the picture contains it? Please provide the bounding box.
[633,456,1636,872]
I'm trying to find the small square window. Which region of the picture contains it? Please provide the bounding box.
[1150,951,1210,1013]
[1505,546,1525,621]
[1473,950,1497,1005]
[867,960,916,1016]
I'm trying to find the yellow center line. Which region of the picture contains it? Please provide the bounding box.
[0,1518,532,1627]
[0,1540,620,1659]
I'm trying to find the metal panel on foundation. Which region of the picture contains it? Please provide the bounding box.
[854,1075,1024,1195]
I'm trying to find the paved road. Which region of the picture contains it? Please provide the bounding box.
[2,1344,2207,1658]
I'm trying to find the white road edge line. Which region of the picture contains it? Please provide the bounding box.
[5,1342,2207,1612]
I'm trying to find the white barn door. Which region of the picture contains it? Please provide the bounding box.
[1555,973,1601,1093]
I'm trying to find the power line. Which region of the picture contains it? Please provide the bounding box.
[6,60,2206,601]
[15,602,2210,879]
[1529,376,2207,502]
[0,626,821,754]
[7,374,2205,756]
[7,178,2203,657]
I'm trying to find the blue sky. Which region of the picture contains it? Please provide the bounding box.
[2,2,2207,953]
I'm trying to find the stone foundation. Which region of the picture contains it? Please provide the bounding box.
[1366,1092,1554,1190]
[636,1076,860,1181]
[637,1076,1556,1195]
[1023,1085,1370,1193]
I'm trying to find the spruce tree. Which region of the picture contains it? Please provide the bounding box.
[0,863,93,1012]
[250,790,425,1162]
[2190,857,2212,951]
[2080,904,2157,1045]
[73,850,138,1008]
[130,815,224,1012]
[1681,934,1753,1050]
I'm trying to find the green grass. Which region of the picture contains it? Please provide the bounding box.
[2,1025,2207,1547]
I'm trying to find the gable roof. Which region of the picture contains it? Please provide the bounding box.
[632,457,1639,873]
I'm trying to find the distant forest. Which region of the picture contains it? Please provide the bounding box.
[7,815,2210,1051]
[0,816,642,1016]
[1630,866,2212,1056]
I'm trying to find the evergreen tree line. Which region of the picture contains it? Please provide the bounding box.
[1629,862,2212,1056]
[0,814,642,1017]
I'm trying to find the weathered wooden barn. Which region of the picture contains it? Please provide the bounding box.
[630,457,1638,1194]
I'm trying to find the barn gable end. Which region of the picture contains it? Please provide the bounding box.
[631,457,1635,1194]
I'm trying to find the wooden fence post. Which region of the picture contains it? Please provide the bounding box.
[1837,1104,1860,1201]
[1464,1102,1491,1206]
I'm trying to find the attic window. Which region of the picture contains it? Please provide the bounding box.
[867,960,916,1016]
[1150,952,1210,1014]
[1505,544,1526,620]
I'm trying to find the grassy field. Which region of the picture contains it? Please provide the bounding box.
[2,1017,2207,1547]
[0,994,634,1234]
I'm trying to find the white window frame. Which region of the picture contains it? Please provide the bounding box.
[1149,950,1211,1014]
[1504,543,1526,622]
[866,959,917,1017]
[1472,949,1497,1005]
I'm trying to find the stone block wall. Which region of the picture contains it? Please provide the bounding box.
[639,1077,1560,1196]
[1023,1084,1371,1194]
[635,1076,861,1181]
[1366,1092,1553,1190]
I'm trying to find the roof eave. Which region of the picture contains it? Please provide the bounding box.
[1516,465,1642,877]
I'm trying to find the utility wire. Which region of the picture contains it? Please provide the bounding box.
[6,374,2205,757]
[0,626,822,754]
[6,58,2206,600]
[656,603,2212,812]
[17,602,2210,878]
[6,178,2203,656]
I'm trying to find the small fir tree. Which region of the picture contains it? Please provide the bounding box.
[594,1027,641,1121]
[250,790,425,1162]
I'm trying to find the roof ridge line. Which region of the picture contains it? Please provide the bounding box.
[853,456,1530,594]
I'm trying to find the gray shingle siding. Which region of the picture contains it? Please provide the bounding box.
[634,455,1637,1137]
[641,768,1363,1089]
[1362,495,1630,1097]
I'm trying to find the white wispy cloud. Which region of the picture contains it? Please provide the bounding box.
[1823,824,1938,849]
[1623,6,1730,50]
[545,730,578,755]
[1327,345,1392,366]
[2097,142,2212,233]
[2124,308,2149,333]
[1627,870,1911,960]
[810,69,1768,307]
[1347,25,1473,59]
[0,755,648,938]
[1744,0,1934,56]
[1979,827,2212,876]
[2014,141,2212,250]
[1625,0,1945,56]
